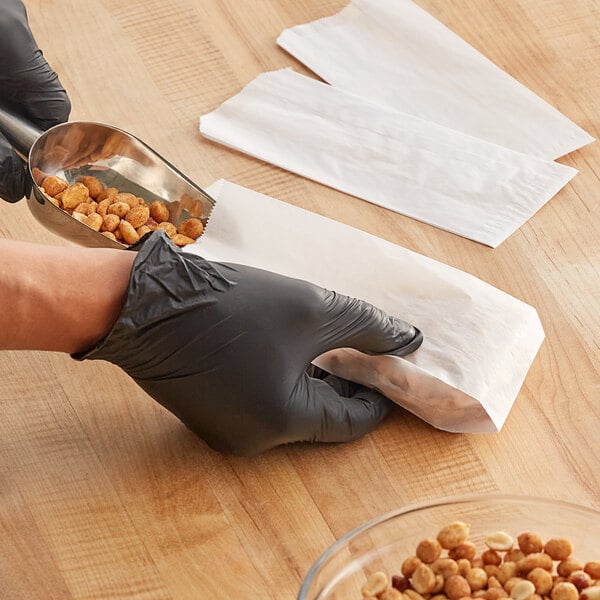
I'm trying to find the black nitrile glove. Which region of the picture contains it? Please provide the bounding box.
[0,0,71,202]
[76,232,423,456]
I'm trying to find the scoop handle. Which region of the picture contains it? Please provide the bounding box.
[0,105,42,158]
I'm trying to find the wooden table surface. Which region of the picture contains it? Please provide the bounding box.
[1,1,598,598]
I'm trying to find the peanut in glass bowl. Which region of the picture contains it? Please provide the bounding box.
[297,494,600,600]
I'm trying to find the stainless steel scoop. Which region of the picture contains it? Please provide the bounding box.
[0,106,215,249]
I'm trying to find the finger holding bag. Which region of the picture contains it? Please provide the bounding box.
[76,232,423,456]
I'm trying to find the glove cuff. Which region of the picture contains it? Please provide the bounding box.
[72,231,233,367]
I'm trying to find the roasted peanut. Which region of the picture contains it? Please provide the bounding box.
[84,213,103,231]
[581,587,600,600]
[585,563,600,579]
[171,233,196,247]
[150,200,170,223]
[568,570,592,591]
[61,182,90,209]
[486,532,514,552]
[119,220,140,245]
[361,571,388,597]
[437,522,471,550]
[517,533,544,556]
[467,568,488,591]
[557,558,583,578]
[445,574,471,600]
[41,175,68,196]
[177,217,204,240]
[102,214,121,233]
[449,542,477,561]
[412,563,436,595]
[527,567,553,595]
[391,575,410,592]
[545,539,574,562]
[417,539,443,563]
[124,204,150,229]
[402,556,422,578]
[551,582,579,600]
[80,176,104,198]
[510,580,535,600]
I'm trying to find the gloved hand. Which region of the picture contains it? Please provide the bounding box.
[76,232,423,456]
[0,0,71,202]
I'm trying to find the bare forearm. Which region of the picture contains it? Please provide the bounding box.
[0,239,135,353]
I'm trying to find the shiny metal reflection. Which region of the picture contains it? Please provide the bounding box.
[0,107,215,250]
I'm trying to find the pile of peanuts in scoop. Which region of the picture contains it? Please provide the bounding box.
[40,174,204,247]
[360,522,600,600]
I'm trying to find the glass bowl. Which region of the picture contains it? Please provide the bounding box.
[298,494,600,600]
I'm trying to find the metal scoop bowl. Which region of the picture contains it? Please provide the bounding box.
[0,106,215,249]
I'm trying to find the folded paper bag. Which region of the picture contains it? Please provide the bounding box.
[277,0,594,160]
[187,179,545,433]
[199,69,577,248]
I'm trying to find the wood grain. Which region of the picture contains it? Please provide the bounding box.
[1,0,598,598]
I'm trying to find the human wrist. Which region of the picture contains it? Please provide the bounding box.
[0,239,135,353]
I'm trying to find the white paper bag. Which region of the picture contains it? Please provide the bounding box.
[188,179,545,433]
[277,0,594,160]
[200,69,576,247]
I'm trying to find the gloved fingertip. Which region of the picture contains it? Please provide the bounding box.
[388,325,424,357]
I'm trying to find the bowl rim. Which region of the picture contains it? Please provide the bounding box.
[297,492,600,600]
